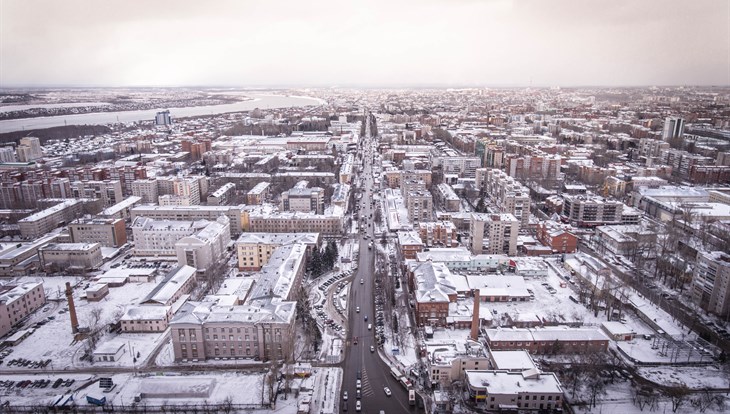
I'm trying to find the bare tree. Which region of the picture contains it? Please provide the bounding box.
[665,384,690,413]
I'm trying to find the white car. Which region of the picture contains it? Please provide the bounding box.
[370,345,375,353]
[343,391,348,401]
[355,400,362,411]
[360,278,364,284]
[368,323,372,330]
[356,379,361,389]
[356,306,360,313]
[384,387,392,397]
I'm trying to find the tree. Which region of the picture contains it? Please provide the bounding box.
[666,384,690,413]
[475,196,486,213]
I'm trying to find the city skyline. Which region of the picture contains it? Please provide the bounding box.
[1,0,729,88]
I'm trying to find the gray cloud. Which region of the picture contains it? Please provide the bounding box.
[0,0,727,87]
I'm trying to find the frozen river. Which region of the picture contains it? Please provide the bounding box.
[0,94,323,133]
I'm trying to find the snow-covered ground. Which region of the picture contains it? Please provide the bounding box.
[637,365,730,389]
[1,275,163,371]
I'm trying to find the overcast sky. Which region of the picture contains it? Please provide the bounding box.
[1,0,728,87]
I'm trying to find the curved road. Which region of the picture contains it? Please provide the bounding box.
[340,116,419,414]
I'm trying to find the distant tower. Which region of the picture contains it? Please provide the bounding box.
[155,110,172,126]
[65,282,79,334]
[662,116,685,140]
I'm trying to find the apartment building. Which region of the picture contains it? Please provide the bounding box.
[236,232,319,271]
[70,180,123,206]
[17,137,43,161]
[417,221,458,247]
[434,183,461,212]
[175,216,232,273]
[131,178,159,204]
[246,182,270,205]
[207,183,235,206]
[38,243,103,271]
[406,190,433,223]
[18,199,83,238]
[0,147,16,163]
[561,195,624,227]
[0,282,46,337]
[470,213,520,256]
[68,217,127,247]
[480,169,531,227]
[691,251,730,318]
[434,156,481,178]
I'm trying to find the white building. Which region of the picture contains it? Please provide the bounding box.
[131,217,213,256]
[175,216,231,274]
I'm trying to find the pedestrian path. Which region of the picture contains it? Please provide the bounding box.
[361,367,374,396]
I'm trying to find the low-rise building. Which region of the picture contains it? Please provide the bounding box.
[38,243,103,272]
[247,182,270,205]
[397,231,424,260]
[535,221,578,254]
[121,305,173,333]
[142,265,197,306]
[0,282,46,337]
[484,327,609,354]
[464,369,564,411]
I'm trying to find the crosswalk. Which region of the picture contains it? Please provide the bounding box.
[361,367,375,396]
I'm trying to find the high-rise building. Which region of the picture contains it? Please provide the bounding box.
[662,116,685,140]
[17,137,42,161]
[470,213,520,255]
[155,110,172,126]
[0,147,16,163]
[691,251,730,318]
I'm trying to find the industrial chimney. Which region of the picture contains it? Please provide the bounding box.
[65,282,79,334]
[471,289,480,341]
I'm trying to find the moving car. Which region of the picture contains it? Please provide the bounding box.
[356,379,361,389]
[360,278,364,284]
[356,400,362,412]
[356,306,360,313]
[370,345,375,353]
[368,323,372,330]
[343,391,348,401]
[383,387,392,397]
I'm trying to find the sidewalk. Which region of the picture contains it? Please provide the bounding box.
[309,367,342,414]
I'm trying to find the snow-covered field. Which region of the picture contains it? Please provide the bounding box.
[1,275,163,371]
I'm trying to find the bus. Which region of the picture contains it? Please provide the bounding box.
[390,367,403,380]
[408,389,416,406]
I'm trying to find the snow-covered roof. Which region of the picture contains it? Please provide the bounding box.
[121,305,171,321]
[143,265,196,305]
[485,327,610,343]
[235,232,319,247]
[489,350,538,371]
[464,370,563,394]
[413,261,457,303]
[467,275,531,298]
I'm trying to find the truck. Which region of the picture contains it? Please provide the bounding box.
[399,376,413,389]
[86,395,106,406]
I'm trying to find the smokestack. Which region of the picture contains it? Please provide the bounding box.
[471,289,480,341]
[65,282,79,334]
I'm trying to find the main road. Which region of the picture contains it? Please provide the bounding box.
[339,115,420,414]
